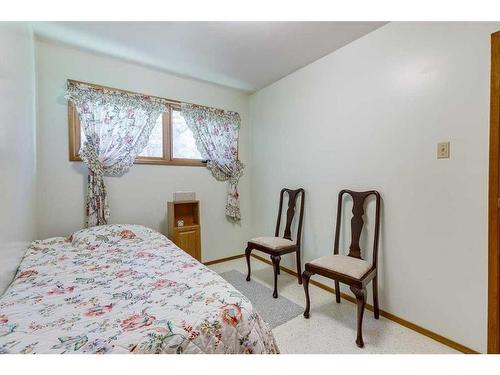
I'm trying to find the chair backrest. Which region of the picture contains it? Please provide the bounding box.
[333,189,381,267]
[275,188,305,246]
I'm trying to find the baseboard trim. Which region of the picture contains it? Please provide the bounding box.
[249,254,478,354]
[203,254,245,266]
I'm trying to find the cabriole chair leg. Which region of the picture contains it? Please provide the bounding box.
[302,270,314,318]
[245,247,252,282]
[350,286,367,348]
[271,255,281,298]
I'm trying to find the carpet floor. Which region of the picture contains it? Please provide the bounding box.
[209,257,458,354]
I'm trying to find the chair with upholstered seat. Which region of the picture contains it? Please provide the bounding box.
[302,189,381,348]
[245,188,305,298]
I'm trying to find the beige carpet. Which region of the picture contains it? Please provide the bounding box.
[209,257,458,354]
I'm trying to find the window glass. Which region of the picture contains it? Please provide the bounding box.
[171,109,203,160]
[138,114,163,158]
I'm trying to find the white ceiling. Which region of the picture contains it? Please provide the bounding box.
[33,22,387,93]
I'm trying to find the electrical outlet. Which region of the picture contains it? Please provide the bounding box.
[437,142,450,159]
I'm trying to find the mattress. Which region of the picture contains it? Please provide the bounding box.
[0,224,278,354]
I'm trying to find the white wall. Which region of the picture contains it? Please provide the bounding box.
[35,40,251,262]
[0,23,37,294]
[249,22,500,353]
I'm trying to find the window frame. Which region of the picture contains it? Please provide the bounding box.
[68,84,207,167]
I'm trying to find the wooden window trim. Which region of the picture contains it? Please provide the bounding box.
[488,31,500,354]
[67,82,212,167]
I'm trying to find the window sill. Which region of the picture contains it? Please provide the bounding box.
[69,156,207,167]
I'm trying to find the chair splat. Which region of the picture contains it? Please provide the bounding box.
[283,189,302,240]
[348,193,367,259]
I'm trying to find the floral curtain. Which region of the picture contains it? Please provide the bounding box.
[181,103,244,221]
[66,81,167,227]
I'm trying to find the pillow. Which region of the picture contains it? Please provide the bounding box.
[0,241,29,296]
[70,224,158,250]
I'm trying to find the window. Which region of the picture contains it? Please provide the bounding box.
[68,85,209,167]
[138,115,163,158]
[171,108,203,160]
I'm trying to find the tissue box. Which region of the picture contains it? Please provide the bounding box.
[173,191,196,201]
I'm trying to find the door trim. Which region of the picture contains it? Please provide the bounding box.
[488,31,500,354]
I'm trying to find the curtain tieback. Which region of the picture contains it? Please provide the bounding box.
[80,146,105,177]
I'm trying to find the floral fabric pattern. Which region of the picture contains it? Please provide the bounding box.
[181,103,244,221]
[66,82,168,227]
[0,225,278,354]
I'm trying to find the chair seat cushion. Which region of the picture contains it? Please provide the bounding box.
[249,236,296,249]
[309,255,371,279]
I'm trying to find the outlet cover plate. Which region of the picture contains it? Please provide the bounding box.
[437,142,450,159]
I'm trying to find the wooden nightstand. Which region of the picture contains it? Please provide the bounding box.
[167,200,201,261]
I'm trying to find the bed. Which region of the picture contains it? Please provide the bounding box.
[0,224,278,354]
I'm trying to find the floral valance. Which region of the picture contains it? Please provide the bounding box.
[66,81,168,116]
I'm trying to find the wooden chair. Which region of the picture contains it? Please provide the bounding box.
[302,189,381,348]
[245,188,305,298]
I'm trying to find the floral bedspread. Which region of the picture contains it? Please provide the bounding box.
[0,225,278,354]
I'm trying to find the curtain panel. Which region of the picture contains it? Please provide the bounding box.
[181,103,244,221]
[65,81,167,227]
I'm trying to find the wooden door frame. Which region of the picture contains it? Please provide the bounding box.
[488,31,500,354]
